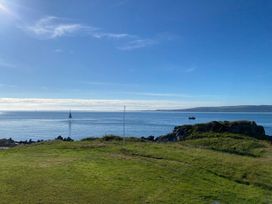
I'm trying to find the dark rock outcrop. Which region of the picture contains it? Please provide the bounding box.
[101,135,123,141]
[157,121,267,142]
[0,138,16,147]
[55,136,74,142]
[141,136,155,141]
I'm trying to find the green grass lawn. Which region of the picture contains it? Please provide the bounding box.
[0,135,271,204]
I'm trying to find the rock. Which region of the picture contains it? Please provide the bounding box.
[141,136,155,141]
[63,137,74,142]
[56,135,74,142]
[56,135,64,141]
[101,135,123,141]
[156,133,177,142]
[0,138,16,147]
[157,121,267,142]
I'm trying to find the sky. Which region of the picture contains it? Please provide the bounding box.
[0,0,272,110]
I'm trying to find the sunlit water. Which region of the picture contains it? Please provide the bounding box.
[0,111,271,141]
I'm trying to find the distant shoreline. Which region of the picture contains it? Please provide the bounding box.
[157,105,272,113]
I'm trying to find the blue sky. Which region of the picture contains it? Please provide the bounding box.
[0,0,272,110]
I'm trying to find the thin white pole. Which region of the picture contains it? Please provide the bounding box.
[68,110,72,138]
[123,105,126,138]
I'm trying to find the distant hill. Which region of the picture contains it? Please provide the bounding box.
[158,105,272,112]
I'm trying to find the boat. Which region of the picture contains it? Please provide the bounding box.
[69,110,72,119]
[188,116,196,120]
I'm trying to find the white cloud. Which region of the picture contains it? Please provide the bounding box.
[22,16,133,41]
[92,32,133,39]
[21,16,166,50]
[0,98,223,111]
[23,16,89,39]
[118,33,178,51]
[118,39,157,50]
[120,92,224,99]
[82,81,140,88]
[51,24,82,38]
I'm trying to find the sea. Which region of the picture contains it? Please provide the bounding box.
[0,111,272,141]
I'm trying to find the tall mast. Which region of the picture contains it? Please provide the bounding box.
[68,110,72,138]
[69,110,72,119]
[123,105,126,138]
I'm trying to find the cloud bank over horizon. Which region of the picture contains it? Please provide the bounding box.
[0,98,224,111]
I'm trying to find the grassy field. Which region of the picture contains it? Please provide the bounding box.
[0,134,271,204]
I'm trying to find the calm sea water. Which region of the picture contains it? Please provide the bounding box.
[0,111,272,141]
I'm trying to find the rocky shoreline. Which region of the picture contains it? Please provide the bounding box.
[155,120,270,142]
[0,136,73,148]
[0,121,271,148]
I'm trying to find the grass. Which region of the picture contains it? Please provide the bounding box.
[183,132,268,157]
[0,134,271,204]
